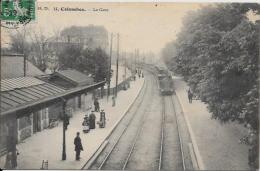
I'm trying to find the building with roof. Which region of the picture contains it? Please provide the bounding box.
[1,54,44,79]
[39,69,96,114]
[0,76,106,155]
[51,69,94,89]
[0,77,66,154]
[0,54,106,157]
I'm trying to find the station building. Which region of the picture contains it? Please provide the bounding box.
[0,54,105,156]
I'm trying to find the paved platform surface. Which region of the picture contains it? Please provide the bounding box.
[0,76,144,170]
[173,76,250,170]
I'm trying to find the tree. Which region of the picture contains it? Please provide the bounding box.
[80,47,109,82]
[162,42,177,71]
[9,27,30,56]
[162,3,259,169]
[8,27,52,72]
[58,45,109,82]
[29,29,52,71]
[58,44,83,70]
[92,47,109,82]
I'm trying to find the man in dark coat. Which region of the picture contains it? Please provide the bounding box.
[188,89,193,103]
[89,111,96,129]
[112,96,116,107]
[74,132,83,160]
[94,98,100,112]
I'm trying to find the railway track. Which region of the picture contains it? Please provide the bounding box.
[85,72,156,170]
[159,96,185,170]
[84,67,191,170]
[124,95,186,170]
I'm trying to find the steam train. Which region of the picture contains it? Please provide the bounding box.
[157,67,174,95]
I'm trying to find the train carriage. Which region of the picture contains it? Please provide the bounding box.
[159,76,174,95]
[157,67,174,96]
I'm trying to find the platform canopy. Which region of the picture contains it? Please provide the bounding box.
[0,77,105,117]
[0,77,65,115]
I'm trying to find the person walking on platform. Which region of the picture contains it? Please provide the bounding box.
[89,111,96,129]
[74,132,83,161]
[112,96,116,107]
[188,89,193,103]
[94,98,100,112]
[98,110,106,128]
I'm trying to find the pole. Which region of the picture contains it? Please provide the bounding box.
[134,49,136,73]
[67,35,70,43]
[23,26,26,77]
[137,49,139,67]
[131,52,133,73]
[124,52,126,81]
[107,33,113,100]
[62,99,66,160]
[24,54,26,77]
[124,52,127,89]
[115,33,119,97]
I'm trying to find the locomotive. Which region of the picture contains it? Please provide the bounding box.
[157,68,174,95]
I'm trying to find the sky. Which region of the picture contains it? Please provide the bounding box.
[2,2,260,56]
[2,2,205,55]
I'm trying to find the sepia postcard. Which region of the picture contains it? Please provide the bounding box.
[0,0,259,170]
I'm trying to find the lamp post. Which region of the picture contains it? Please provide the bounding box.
[107,33,113,100]
[115,33,119,97]
[61,98,69,160]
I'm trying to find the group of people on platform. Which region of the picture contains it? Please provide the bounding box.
[133,69,144,81]
[75,98,106,161]
[82,98,106,133]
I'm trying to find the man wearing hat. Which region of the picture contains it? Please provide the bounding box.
[94,98,100,112]
[74,132,83,160]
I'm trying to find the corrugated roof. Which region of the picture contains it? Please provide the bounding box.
[1,55,44,79]
[0,77,66,113]
[1,77,45,92]
[55,69,94,86]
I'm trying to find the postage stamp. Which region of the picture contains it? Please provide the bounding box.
[0,0,36,28]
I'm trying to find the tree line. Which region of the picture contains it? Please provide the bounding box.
[58,45,109,82]
[162,3,259,169]
[6,25,109,82]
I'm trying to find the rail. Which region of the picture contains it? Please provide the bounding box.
[85,66,163,170]
[158,97,165,170]
[170,95,186,170]
[96,78,149,170]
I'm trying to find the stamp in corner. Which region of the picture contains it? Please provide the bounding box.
[0,0,36,29]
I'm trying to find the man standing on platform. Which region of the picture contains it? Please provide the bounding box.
[74,132,83,161]
[94,98,100,112]
[188,89,193,103]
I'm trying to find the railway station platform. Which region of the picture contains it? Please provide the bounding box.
[0,76,144,169]
[173,77,250,170]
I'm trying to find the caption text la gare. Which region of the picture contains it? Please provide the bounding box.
[38,6,109,12]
